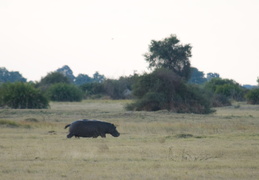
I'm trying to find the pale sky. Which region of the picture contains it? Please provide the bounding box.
[1,0,259,85]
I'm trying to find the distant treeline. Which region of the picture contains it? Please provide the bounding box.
[0,66,105,85]
[1,34,259,113]
[1,64,258,112]
[0,65,256,88]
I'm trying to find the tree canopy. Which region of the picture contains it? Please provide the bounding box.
[207,73,220,81]
[0,67,26,83]
[188,67,207,84]
[144,34,192,80]
[38,72,70,86]
[56,65,75,82]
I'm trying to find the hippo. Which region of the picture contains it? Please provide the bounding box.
[64,119,120,138]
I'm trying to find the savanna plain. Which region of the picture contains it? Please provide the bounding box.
[0,100,259,180]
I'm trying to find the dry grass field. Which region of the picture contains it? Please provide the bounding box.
[0,100,259,180]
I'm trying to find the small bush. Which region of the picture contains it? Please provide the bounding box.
[46,83,83,102]
[246,88,259,104]
[0,82,49,109]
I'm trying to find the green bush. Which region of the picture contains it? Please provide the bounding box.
[36,72,71,91]
[39,72,70,85]
[126,69,212,114]
[46,83,83,102]
[204,78,245,102]
[80,75,137,99]
[0,82,49,109]
[80,82,105,99]
[246,88,259,104]
[103,77,134,99]
[211,94,231,107]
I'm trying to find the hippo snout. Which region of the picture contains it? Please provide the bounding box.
[111,130,120,137]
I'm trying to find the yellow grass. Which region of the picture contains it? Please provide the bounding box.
[0,100,259,179]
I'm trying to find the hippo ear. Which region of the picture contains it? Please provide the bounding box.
[114,123,119,127]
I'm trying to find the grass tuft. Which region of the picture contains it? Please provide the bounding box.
[24,118,39,122]
[175,133,193,138]
[0,120,20,128]
[0,119,31,128]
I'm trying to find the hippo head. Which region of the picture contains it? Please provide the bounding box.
[109,125,120,137]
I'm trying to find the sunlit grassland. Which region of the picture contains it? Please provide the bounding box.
[0,100,259,179]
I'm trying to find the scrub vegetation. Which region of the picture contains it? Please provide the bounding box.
[0,100,259,180]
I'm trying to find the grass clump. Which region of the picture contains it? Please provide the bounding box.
[0,120,20,128]
[175,133,194,138]
[0,119,31,128]
[24,118,39,122]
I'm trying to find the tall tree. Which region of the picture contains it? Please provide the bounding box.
[56,65,75,82]
[144,34,192,80]
[93,72,105,83]
[0,67,26,83]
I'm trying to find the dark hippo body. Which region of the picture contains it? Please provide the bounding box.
[65,119,120,138]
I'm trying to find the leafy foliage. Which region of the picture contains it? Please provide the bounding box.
[102,76,136,99]
[144,34,192,80]
[0,67,27,83]
[206,73,220,81]
[211,94,231,107]
[80,82,105,99]
[92,72,106,83]
[38,72,70,88]
[74,72,105,85]
[0,82,49,109]
[126,69,212,114]
[46,83,83,102]
[56,65,75,82]
[188,67,207,84]
[80,75,136,99]
[204,78,245,101]
[246,88,259,104]
[75,74,93,85]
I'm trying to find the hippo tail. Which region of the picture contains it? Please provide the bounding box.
[64,124,70,129]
